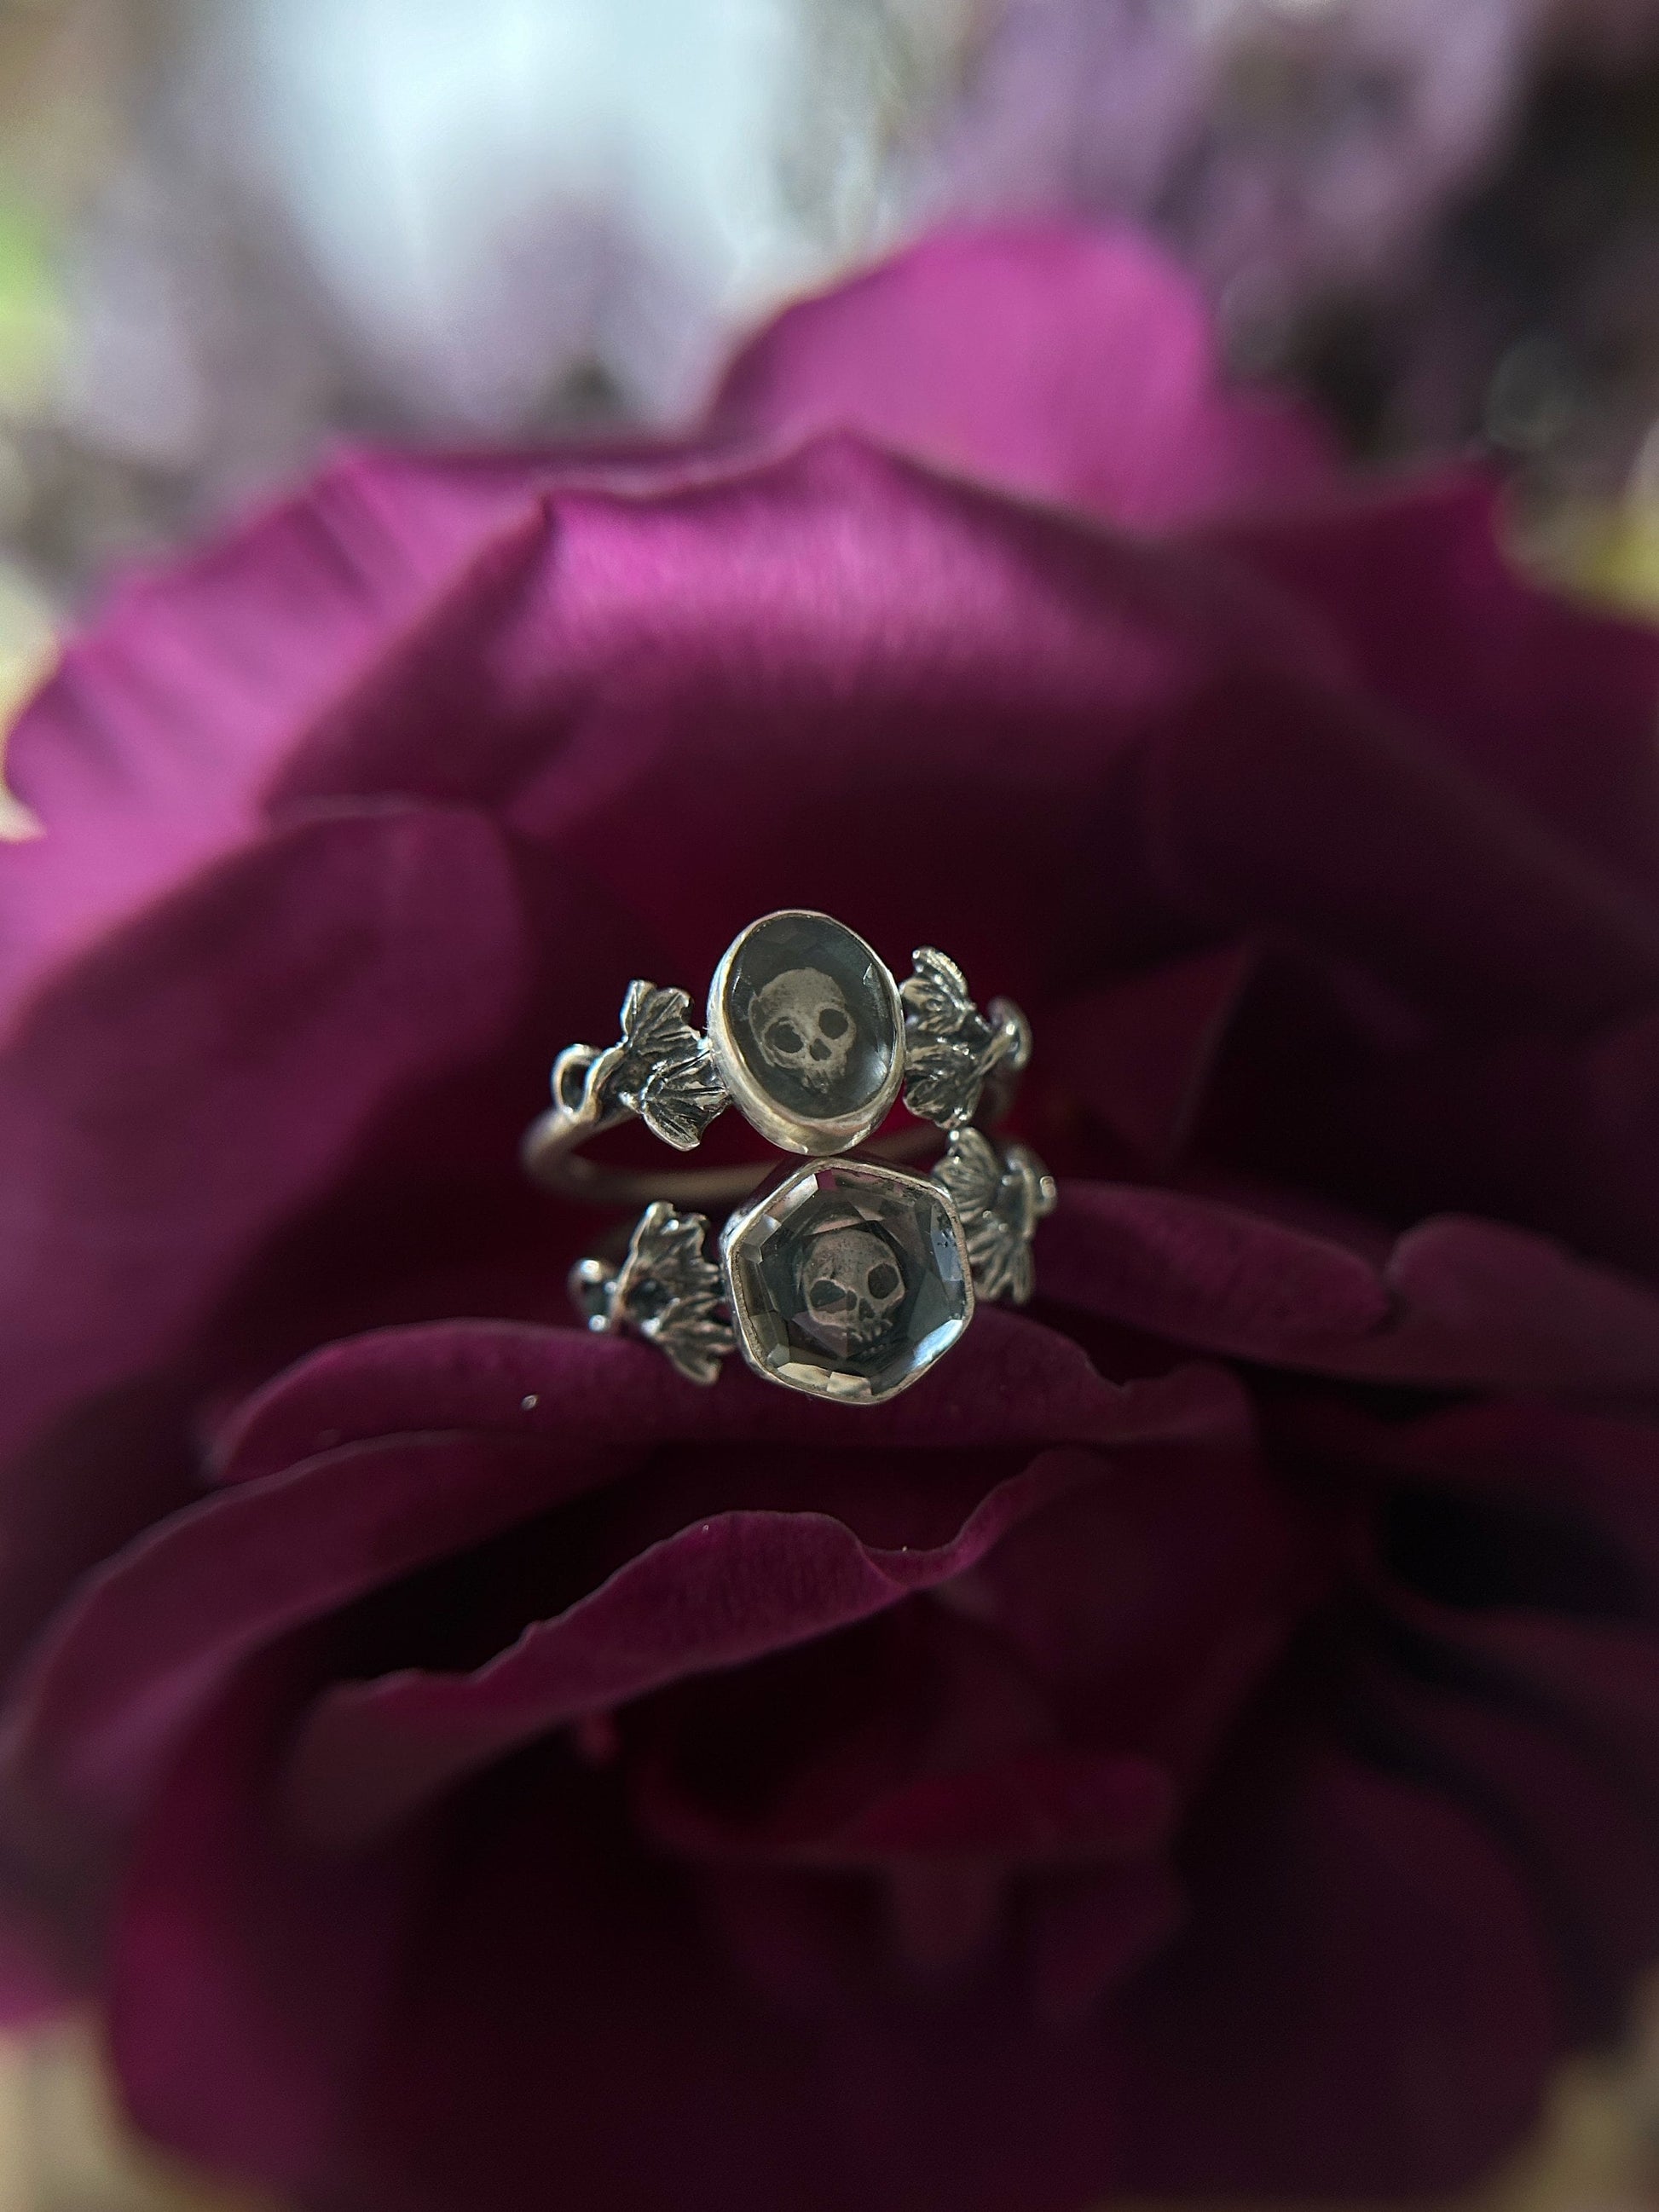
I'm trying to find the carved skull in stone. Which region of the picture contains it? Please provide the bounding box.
[751,967,853,1092]
[797,1225,906,1355]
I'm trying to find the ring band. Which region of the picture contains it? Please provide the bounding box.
[570,1134,1055,1405]
[528,910,1054,1405]
[521,910,1032,1208]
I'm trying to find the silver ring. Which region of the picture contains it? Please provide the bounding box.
[521,910,1032,1209]
[569,1134,1055,1405]
[526,910,1055,1403]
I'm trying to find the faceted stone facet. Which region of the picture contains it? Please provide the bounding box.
[722,1158,972,1403]
[708,911,903,1152]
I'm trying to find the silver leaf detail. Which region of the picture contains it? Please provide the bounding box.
[901,949,1028,1130]
[933,1129,1056,1305]
[567,981,729,1151]
[573,1201,734,1385]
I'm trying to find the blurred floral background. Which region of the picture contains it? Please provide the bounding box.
[11,0,1659,2201]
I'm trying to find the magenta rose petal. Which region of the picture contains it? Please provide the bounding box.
[1141,651,1659,1029]
[249,435,1656,1048]
[0,803,527,1476]
[709,225,1337,525]
[0,457,550,1026]
[479,436,1659,1025]
[474,436,1342,980]
[15,431,1648,1058]
[246,437,1659,1048]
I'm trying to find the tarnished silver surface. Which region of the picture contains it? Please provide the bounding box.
[523,915,1033,1206]
[565,1131,1055,1401]
[569,1201,735,1386]
[558,980,728,1148]
[535,909,1050,1397]
[932,1129,1056,1307]
[901,947,1032,1130]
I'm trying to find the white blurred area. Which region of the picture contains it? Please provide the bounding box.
[51,0,973,504]
[0,0,980,650]
[0,0,962,791]
[244,0,905,422]
[2,0,1656,640]
[0,2014,272,2211]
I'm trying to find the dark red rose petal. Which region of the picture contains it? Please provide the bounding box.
[1345,1649,1659,2042]
[1119,1734,1560,2195]
[1027,1864,1186,2027]
[210,1308,1247,1487]
[0,219,1650,2212]
[5,1320,1244,1849]
[281,1449,1139,1853]
[1287,1401,1659,2041]
[0,1431,629,1838]
[112,1678,1139,2212]
[1139,645,1659,1031]
[110,1656,430,2207]
[1042,1184,1659,1391]
[0,1885,70,2026]
[1049,943,1258,1164]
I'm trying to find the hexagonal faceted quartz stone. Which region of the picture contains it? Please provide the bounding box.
[721,1158,973,1404]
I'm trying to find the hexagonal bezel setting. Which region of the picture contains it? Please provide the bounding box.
[721,1157,973,1404]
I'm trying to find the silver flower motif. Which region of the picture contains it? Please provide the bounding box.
[901,948,1030,1130]
[554,981,729,1152]
[570,1201,734,1385]
[932,1128,1056,1306]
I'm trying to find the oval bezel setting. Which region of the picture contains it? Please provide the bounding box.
[706,910,905,1154]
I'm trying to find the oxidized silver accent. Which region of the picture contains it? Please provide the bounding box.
[551,981,729,1152]
[525,917,1034,1204]
[569,1201,735,1385]
[901,948,1032,1131]
[564,1132,1055,1400]
[931,1129,1057,1306]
